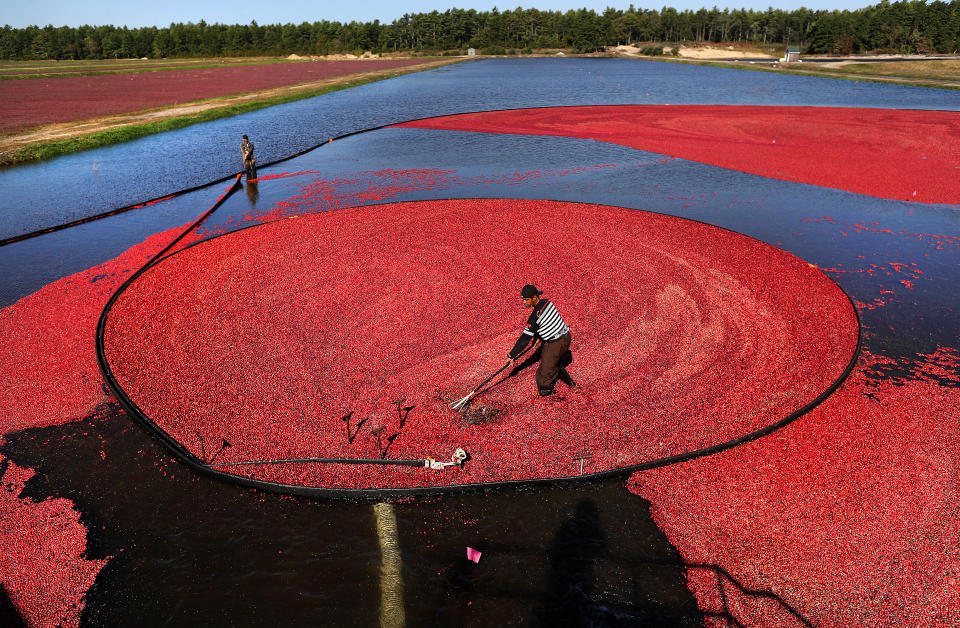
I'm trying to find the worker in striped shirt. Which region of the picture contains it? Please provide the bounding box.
[506,284,575,397]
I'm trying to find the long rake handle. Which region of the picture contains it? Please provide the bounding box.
[469,361,513,395]
[452,340,540,409]
[450,363,510,410]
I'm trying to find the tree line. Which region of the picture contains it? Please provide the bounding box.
[2,1,958,60]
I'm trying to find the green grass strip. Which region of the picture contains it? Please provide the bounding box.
[3,60,459,167]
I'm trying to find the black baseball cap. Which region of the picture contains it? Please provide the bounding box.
[521,284,542,299]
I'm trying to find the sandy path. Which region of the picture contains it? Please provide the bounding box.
[611,44,776,59]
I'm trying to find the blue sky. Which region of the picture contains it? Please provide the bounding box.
[7,0,878,28]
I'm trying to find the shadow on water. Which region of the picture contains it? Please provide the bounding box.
[0,583,27,628]
[397,484,704,626]
[538,499,609,626]
[2,405,381,626]
[0,400,812,626]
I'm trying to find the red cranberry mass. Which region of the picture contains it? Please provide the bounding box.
[102,198,859,490]
[396,106,960,204]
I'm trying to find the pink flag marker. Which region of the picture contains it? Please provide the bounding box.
[466,547,482,563]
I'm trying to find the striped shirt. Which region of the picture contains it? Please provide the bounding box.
[508,298,570,359]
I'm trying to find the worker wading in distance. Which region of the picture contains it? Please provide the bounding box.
[241,134,256,177]
[506,284,576,397]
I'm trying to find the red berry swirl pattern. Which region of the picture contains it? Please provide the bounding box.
[100,198,859,492]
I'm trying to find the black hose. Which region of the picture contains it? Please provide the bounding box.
[95,197,864,499]
[210,457,427,468]
[0,174,241,247]
[1,118,394,247]
[95,174,243,468]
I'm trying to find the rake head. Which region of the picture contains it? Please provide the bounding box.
[449,358,515,413]
[449,392,474,412]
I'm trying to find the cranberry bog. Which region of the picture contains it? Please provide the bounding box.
[2,60,959,627]
[99,198,859,493]
[0,57,306,78]
[0,58,434,133]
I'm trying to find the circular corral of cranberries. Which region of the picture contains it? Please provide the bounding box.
[102,198,859,490]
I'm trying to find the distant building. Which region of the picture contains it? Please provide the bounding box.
[467,48,476,56]
[783,46,801,63]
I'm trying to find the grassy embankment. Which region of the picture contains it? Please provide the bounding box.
[654,56,960,90]
[823,59,960,81]
[1,57,463,167]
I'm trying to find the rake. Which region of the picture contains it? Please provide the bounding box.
[449,342,538,412]
[449,362,513,412]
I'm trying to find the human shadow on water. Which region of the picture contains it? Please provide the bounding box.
[398,483,705,627]
[536,498,608,626]
[398,479,818,626]
[3,404,815,627]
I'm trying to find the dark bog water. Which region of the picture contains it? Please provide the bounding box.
[2,406,704,626]
[2,58,958,626]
